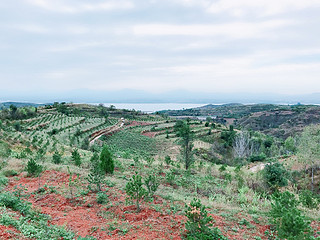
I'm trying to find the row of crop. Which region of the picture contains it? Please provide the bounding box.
[76,118,106,135]
[57,118,107,138]
[46,117,85,133]
[27,114,62,127]
[26,114,65,130]
[103,130,158,158]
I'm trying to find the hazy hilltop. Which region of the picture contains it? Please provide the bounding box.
[160,103,320,139]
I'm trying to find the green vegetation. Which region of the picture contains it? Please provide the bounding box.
[297,124,320,192]
[269,191,315,240]
[26,158,42,177]
[175,120,195,170]
[184,198,228,240]
[87,153,104,192]
[125,173,147,212]
[263,161,288,190]
[100,145,114,174]
[103,130,157,158]
[52,150,62,164]
[0,102,320,239]
[144,174,159,201]
[71,149,81,166]
[0,191,75,239]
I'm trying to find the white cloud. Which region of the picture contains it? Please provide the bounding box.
[1,0,320,97]
[207,0,320,17]
[133,20,294,39]
[13,24,50,34]
[171,0,211,7]
[157,56,320,94]
[47,41,107,52]
[25,0,134,13]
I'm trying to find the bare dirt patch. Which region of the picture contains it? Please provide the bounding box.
[5,171,184,239]
[125,121,154,128]
[0,225,25,240]
[2,170,296,240]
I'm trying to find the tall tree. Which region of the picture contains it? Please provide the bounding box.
[174,120,194,170]
[297,124,320,192]
[233,131,252,159]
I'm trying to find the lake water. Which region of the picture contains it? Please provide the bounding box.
[101,103,208,113]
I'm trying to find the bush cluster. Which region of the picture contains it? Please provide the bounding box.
[183,198,228,240]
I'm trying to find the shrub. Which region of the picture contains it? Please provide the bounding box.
[49,128,58,135]
[144,174,159,201]
[270,191,299,219]
[13,122,21,131]
[249,153,266,162]
[0,192,31,215]
[96,191,108,204]
[284,136,296,154]
[100,146,114,174]
[183,198,228,240]
[270,191,314,240]
[71,149,81,166]
[0,141,11,158]
[263,161,288,190]
[2,169,18,177]
[277,209,311,240]
[165,170,176,185]
[26,158,43,177]
[52,151,62,164]
[299,190,319,209]
[0,176,8,190]
[125,173,147,212]
[146,156,155,165]
[164,155,172,165]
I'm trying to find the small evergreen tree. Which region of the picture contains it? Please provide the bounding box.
[174,120,194,170]
[184,198,228,240]
[71,149,81,166]
[87,153,104,192]
[264,161,288,190]
[100,145,114,174]
[125,173,147,212]
[26,158,42,177]
[26,158,43,190]
[270,191,314,240]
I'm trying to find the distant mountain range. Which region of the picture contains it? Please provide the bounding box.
[1,89,320,104]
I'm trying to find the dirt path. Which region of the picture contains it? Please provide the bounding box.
[249,163,266,173]
[89,119,124,145]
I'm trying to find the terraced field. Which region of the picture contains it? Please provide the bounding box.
[1,104,320,240]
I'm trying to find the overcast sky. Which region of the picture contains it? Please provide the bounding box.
[1,0,320,100]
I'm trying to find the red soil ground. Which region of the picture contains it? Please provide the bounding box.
[126,121,154,128]
[4,171,184,239]
[3,170,319,240]
[141,131,162,138]
[0,225,25,240]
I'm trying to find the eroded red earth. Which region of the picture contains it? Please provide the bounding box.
[0,225,25,240]
[126,121,153,128]
[2,170,318,240]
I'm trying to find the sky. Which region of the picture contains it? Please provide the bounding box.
[1,0,320,102]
